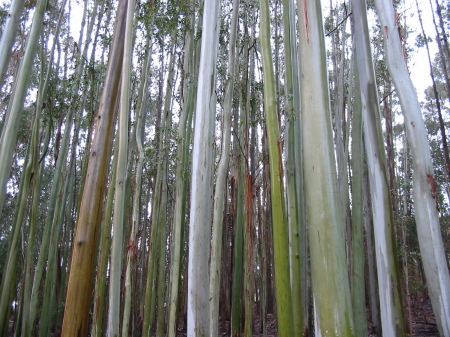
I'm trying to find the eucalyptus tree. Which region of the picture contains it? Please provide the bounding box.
[375,0,450,334]
[0,116,35,335]
[0,0,69,333]
[296,0,355,334]
[61,1,126,334]
[106,0,135,336]
[122,27,152,337]
[156,28,178,337]
[0,0,25,92]
[242,9,257,336]
[187,0,220,334]
[349,61,369,336]
[168,3,198,336]
[29,0,101,332]
[351,0,406,334]
[0,0,48,223]
[142,23,178,334]
[209,0,239,335]
[259,0,294,334]
[281,0,309,334]
[429,0,450,106]
[91,132,118,337]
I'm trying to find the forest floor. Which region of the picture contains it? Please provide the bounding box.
[9,297,439,336]
[211,299,439,337]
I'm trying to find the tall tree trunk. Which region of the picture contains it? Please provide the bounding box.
[259,0,294,335]
[187,0,220,335]
[349,60,369,336]
[296,0,355,334]
[351,0,406,335]
[281,0,309,335]
[375,0,450,335]
[168,4,198,335]
[106,0,134,335]
[61,1,126,334]
[210,0,239,335]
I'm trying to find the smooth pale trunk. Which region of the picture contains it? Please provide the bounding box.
[0,0,25,91]
[296,0,355,334]
[351,0,406,334]
[187,0,220,335]
[374,0,450,335]
[209,0,239,335]
[107,0,134,335]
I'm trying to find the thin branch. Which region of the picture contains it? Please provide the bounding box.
[326,11,352,37]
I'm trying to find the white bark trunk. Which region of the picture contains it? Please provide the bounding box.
[375,0,450,335]
[352,0,406,334]
[187,1,220,335]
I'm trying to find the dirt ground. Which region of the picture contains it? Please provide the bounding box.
[213,300,439,337]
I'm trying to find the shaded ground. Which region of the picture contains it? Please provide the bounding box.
[173,300,439,336]
[11,298,439,336]
[214,301,439,337]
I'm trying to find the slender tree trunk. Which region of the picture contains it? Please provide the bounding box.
[61,1,126,334]
[122,22,151,337]
[210,0,239,335]
[281,1,308,335]
[187,0,220,335]
[259,0,294,335]
[433,0,450,67]
[375,1,450,335]
[416,0,450,188]
[350,60,369,336]
[106,0,134,335]
[429,0,450,107]
[168,5,198,335]
[0,0,25,92]
[91,130,118,337]
[352,0,406,334]
[0,0,48,222]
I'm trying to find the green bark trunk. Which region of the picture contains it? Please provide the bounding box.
[296,0,355,334]
[259,0,294,335]
[106,0,134,334]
